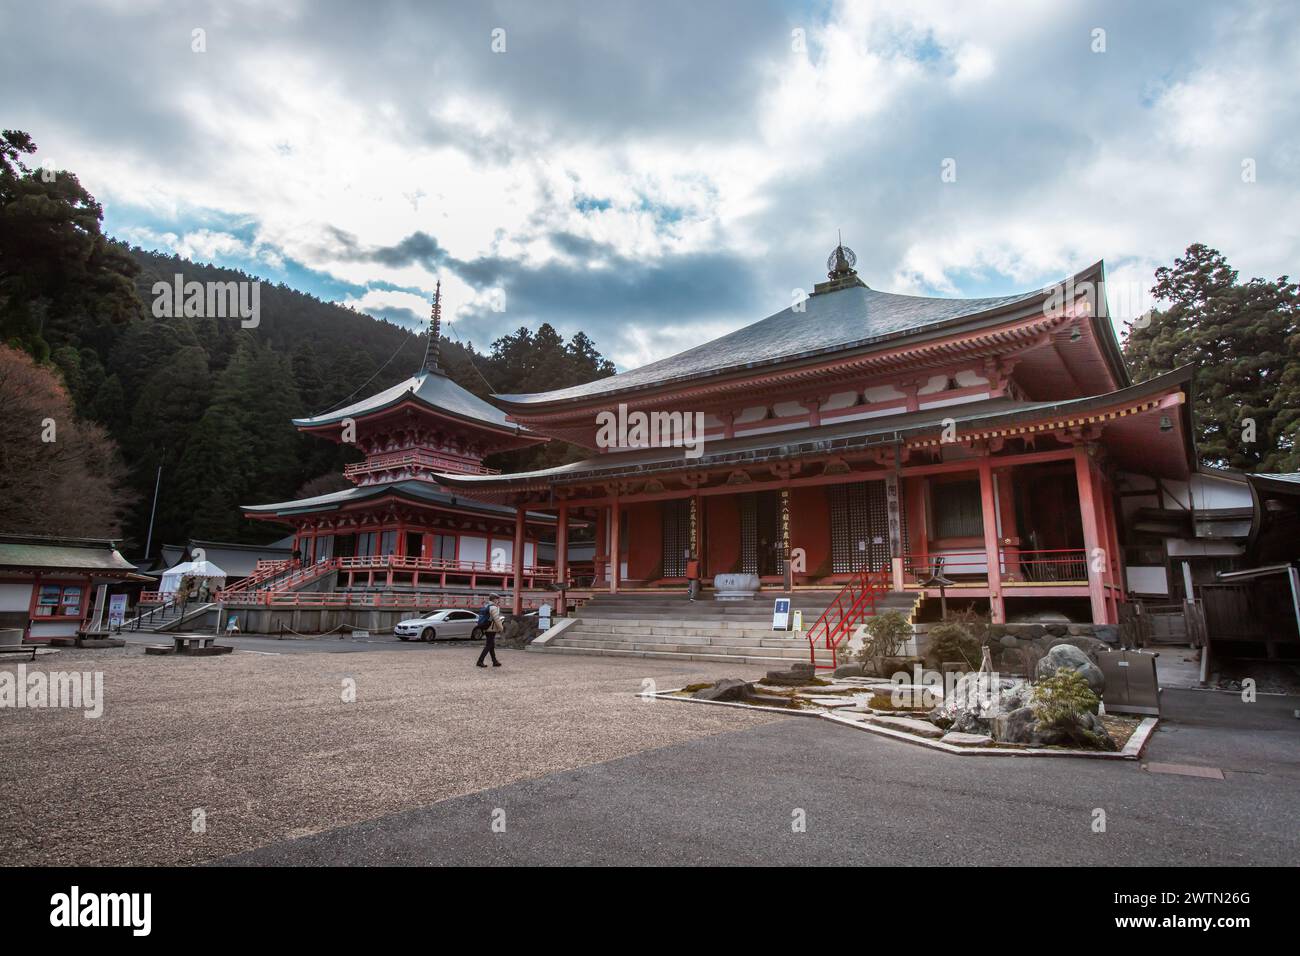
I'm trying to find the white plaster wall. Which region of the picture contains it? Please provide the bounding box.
[919,392,990,411]
[917,374,951,395]
[458,535,487,567]
[1126,566,1169,596]
[863,384,906,403]
[0,583,31,612]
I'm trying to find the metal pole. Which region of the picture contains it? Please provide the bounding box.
[144,455,164,560]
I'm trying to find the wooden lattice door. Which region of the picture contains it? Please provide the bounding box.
[661,499,690,578]
[829,481,891,573]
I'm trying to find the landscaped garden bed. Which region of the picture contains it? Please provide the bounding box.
[648,611,1160,760]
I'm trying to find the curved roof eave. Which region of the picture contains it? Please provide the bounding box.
[446,364,1193,493]
[492,260,1119,410]
[293,370,540,440]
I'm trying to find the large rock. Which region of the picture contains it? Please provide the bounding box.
[941,731,992,747]
[992,706,1040,744]
[692,678,754,702]
[936,673,1032,721]
[1035,643,1105,694]
[993,705,1116,749]
[765,661,817,685]
[833,663,866,678]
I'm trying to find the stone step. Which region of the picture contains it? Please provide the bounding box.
[530,644,832,667]
[551,638,824,659]
[557,632,818,651]
[571,617,817,633]
[577,606,832,621]
[570,626,815,643]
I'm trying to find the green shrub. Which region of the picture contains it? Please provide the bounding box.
[1032,667,1107,748]
[855,610,913,671]
[925,621,980,669]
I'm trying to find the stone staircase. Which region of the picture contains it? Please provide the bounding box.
[126,601,215,633]
[530,589,920,667]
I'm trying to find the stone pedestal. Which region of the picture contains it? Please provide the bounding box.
[712,573,760,601]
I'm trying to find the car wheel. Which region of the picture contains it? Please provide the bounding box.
[471,626,484,640]
[397,634,410,642]
[421,627,435,642]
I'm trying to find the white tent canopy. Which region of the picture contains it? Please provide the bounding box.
[159,559,228,596]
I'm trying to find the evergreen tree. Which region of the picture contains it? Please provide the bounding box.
[1124,244,1300,470]
[171,336,302,542]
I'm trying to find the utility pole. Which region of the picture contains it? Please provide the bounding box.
[144,452,164,561]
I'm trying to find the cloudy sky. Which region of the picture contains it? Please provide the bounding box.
[6,0,1298,370]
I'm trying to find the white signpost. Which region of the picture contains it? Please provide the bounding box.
[107,594,128,630]
[772,598,791,631]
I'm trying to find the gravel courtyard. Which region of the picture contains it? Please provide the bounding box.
[0,644,779,865]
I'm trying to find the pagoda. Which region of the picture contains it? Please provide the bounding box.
[239,284,554,606]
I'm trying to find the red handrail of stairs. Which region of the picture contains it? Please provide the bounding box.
[805,566,891,670]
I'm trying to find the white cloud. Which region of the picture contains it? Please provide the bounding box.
[5,0,1298,369]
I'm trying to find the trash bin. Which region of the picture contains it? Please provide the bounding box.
[1097,650,1160,716]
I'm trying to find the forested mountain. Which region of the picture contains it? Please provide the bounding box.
[1,130,614,555]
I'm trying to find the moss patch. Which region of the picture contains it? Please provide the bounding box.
[864,691,938,712]
[1101,714,1142,749]
[760,676,829,688]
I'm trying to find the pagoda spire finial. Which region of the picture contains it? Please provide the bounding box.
[422,280,443,375]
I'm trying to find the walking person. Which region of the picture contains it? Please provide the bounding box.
[476,592,504,667]
[685,553,700,602]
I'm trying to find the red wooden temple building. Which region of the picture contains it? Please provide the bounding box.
[230,284,558,611]
[436,247,1197,627]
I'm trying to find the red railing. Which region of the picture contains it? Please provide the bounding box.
[331,554,554,580]
[217,559,298,596]
[1005,548,1089,582]
[806,566,892,670]
[903,549,1088,584]
[343,450,502,479]
[216,554,557,605]
[259,591,586,611]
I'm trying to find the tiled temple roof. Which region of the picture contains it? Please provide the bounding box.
[241,479,554,522]
[494,275,1090,408]
[294,369,532,435]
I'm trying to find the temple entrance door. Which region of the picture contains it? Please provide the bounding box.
[741,491,782,576]
[661,499,690,578]
[829,481,891,573]
[334,534,355,559]
[1014,466,1084,552]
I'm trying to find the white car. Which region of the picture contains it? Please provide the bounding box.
[394,608,485,642]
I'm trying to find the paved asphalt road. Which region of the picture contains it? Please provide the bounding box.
[224,686,1300,866]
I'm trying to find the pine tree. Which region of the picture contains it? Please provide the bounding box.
[1124,244,1300,470]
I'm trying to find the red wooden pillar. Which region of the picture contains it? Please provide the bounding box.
[609,499,621,594]
[594,507,606,585]
[1100,470,1125,619]
[978,460,1005,623]
[556,503,569,588]
[694,493,703,573]
[512,505,525,615]
[1073,445,1111,624]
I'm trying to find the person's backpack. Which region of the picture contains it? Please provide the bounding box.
[476,604,493,629]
